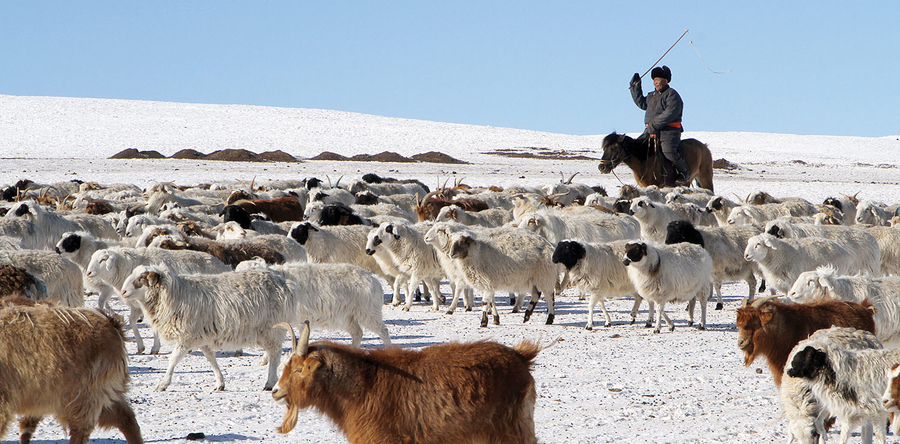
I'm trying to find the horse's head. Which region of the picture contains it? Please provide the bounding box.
[598,132,632,173]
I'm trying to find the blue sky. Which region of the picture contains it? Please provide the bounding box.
[2,1,898,137]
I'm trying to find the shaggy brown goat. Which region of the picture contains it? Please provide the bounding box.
[0,264,46,301]
[736,296,876,387]
[414,194,489,222]
[0,304,143,444]
[85,200,116,215]
[272,322,540,444]
[234,195,304,222]
[155,237,285,268]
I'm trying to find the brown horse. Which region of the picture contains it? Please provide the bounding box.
[597,132,714,192]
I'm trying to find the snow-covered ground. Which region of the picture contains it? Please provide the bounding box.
[2,94,900,443]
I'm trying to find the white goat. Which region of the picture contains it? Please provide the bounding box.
[423,222,476,314]
[0,250,83,307]
[628,197,685,243]
[120,264,296,391]
[622,241,713,333]
[435,205,513,228]
[286,222,388,280]
[519,209,639,244]
[764,220,882,277]
[364,222,443,311]
[788,266,900,346]
[235,259,391,346]
[786,327,896,444]
[862,226,900,276]
[727,201,818,226]
[446,226,559,326]
[743,233,859,295]
[5,201,118,249]
[85,247,231,354]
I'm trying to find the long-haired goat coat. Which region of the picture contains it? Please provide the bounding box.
[120,264,297,391]
[0,304,143,444]
[365,221,444,311]
[743,233,858,295]
[272,323,540,444]
[787,327,900,444]
[622,241,714,333]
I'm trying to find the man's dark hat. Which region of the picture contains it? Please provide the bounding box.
[651,65,672,81]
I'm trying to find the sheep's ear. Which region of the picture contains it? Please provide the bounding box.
[762,237,777,250]
[648,202,655,208]
[818,276,833,293]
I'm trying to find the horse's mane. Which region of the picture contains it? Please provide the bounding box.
[604,132,650,162]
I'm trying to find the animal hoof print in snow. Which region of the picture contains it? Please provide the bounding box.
[480,312,489,328]
[545,314,555,325]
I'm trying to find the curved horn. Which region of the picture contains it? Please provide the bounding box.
[566,172,579,184]
[750,295,779,309]
[274,322,297,354]
[441,178,451,191]
[326,175,333,189]
[334,175,344,189]
[559,172,566,184]
[250,175,257,191]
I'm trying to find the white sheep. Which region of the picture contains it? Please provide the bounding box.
[435,204,513,228]
[622,241,714,333]
[144,182,208,213]
[743,233,859,295]
[235,259,391,346]
[347,178,428,198]
[764,220,882,277]
[786,327,895,444]
[54,231,133,271]
[364,221,443,311]
[445,225,559,326]
[85,246,232,354]
[120,264,297,391]
[552,239,651,329]
[0,250,83,307]
[664,220,762,308]
[518,209,639,244]
[124,214,172,238]
[788,266,900,346]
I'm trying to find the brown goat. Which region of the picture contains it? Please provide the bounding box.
[736,296,876,387]
[273,322,540,444]
[235,195,304,222]
[0,305,143,444]
[0,264,46,301]
[156,237,285,268]
[415,195,489,221]
[85,200,116,215]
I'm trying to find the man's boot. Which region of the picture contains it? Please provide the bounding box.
[673,158,691,186]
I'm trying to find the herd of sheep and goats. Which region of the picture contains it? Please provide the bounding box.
[1,172,900,444]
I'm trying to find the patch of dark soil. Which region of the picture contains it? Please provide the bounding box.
[355,151,416,163]
[713,158,742,170]
[109,148,165,159]
[411,151,469,164]
[256,150,301,162]
[169,149,206,160]
[205,149,258,162]
[308,151,350,161]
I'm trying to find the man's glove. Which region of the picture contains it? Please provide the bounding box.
[630,73,641,88]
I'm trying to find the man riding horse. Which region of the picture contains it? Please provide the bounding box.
[629,65,690,186]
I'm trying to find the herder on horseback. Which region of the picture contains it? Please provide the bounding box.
[629,65,691,186]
